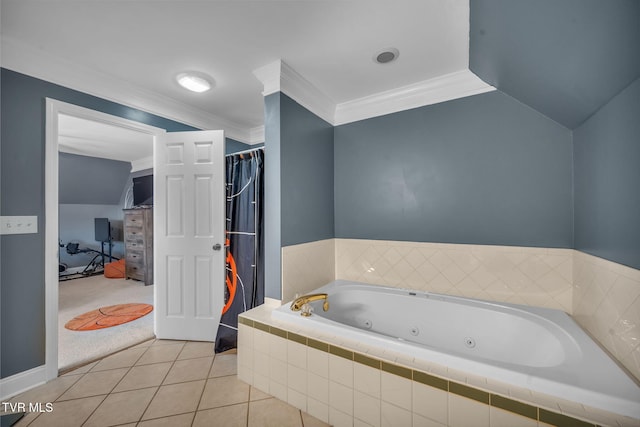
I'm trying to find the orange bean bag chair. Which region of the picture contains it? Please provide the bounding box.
[104,259,126,278]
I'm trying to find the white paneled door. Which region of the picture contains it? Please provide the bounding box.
[154,130,225,341]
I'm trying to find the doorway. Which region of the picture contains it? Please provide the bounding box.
[45,99,165,379]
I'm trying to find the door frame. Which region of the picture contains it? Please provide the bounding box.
[44,98,165,381]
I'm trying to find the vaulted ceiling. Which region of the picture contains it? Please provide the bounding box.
[470,0,640,130]
[2,0,639,142]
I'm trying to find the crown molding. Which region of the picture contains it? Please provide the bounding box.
[5,36,495,142]
[280,61,336,125]
[249,126,265,144]
[252,61,282,96]
[1,36,257,144]
[253,60,335,125]
[334,69,495,125]
[131,156,154,173]
[253,60,495,127]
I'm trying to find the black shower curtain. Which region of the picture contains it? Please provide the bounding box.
[215,148,264,353]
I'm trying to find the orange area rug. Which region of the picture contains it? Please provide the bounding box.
[65,303,153,331]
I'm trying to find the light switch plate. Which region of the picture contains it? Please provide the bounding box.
[0,216,38,235]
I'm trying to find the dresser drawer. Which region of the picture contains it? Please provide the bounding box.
[125,213,144,228]
[125,237,145,248]
[126,264,145,281]
[126,250,144,265]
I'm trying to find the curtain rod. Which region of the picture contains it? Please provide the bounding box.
[225,146,264,157]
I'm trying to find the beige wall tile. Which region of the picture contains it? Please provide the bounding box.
[307,372,329,404]
[269,380,288,402]
[380,401,412,427]
[287,387,307,412]
[329,407,353,427]
[307,347,329,379]
[335,239,573,311]
[329,381,353,416]
[287,365,307,394]
[269,335,288,362]
[354,390,381,427]
[489,406,536,427]
[354,363,381,399]
[381,371,412,411]
[307,397,329,424]
[573,251,640,381]
[269,357,287,386]
[448,394,490,427]
[287,340,307,369]
[282,239,335,303]
[412,381,447,425]
[329,354,353,388]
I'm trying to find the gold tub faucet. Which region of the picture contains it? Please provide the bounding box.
[290,293,329,316]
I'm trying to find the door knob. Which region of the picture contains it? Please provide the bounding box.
[212,243,222,251]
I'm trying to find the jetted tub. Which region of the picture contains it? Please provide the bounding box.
[272,280,640,419]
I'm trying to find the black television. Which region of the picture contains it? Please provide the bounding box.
[133,175,153,206]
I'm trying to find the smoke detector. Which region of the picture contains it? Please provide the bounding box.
[374,48,399,64]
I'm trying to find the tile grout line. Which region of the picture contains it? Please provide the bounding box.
[192,357,214,421]
[135,340,188,424]
[79,339,164,426]
[246,318,604,427]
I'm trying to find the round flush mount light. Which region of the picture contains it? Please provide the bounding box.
[176,71,214,93]
[373,48,400,64]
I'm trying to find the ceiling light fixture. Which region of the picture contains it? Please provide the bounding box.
[176,71,213,93]
[374,48,399,64]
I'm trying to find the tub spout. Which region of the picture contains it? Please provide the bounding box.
[290,293,329,316]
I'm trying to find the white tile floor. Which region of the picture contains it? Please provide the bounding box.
[1,339,329,427]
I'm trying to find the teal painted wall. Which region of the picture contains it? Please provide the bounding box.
[263,93,282,299]
[470,0,640,129]
[280,94,334,246]
[0,68,197,379]
[574,77,640,269]
[59,153,131,205]
[263,93,334,299]
[334,91,573,248]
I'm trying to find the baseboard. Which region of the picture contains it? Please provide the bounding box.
[0,365,47,401]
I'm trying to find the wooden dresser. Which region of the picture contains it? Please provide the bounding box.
[123,207,153,285]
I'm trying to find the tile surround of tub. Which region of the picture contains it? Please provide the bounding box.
[281,238,640,381]
[281,239,335,304]
[573,251,640,382]
[237,308,640,427]
[282,238,573,312]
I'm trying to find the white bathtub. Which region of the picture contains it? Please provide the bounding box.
[272,280,640,419]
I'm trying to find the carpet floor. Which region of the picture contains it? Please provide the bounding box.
[58,275,154,372]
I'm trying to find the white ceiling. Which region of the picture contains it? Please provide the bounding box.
[58,114,153,165]
[1,0,486,146]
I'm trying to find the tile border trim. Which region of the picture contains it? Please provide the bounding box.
[243,318,602,427]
